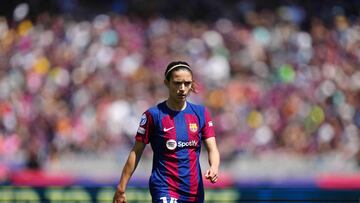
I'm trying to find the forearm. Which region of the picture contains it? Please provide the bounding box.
[204,137,220,168]
[117,142,145,192]
[208,146,220,169]
[203,137,220,183]
[117,151,138,192]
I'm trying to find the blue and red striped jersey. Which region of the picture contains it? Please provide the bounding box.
[135,101,215,202]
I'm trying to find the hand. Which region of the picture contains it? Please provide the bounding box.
[204,167,219,183]
[113,190,126,203]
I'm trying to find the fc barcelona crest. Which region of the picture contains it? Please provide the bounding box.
[189,123,198,132]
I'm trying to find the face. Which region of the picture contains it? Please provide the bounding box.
[165,69,193,103]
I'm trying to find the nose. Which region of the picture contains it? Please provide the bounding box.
[179,83,185,90]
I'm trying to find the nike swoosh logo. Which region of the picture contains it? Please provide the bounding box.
[163,127,174,132]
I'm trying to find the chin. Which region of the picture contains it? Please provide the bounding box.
[178,96,187,101]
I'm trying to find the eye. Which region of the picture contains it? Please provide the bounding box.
[184,82,192,86]
[173,81,192,86]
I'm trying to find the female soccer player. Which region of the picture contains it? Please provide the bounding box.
[113,61,220,203]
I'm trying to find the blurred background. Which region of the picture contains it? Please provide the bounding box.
[1,0,360,202]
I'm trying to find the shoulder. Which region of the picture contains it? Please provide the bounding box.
[142,101,166,120]
[149,101,166,114]
[187,101,206,112]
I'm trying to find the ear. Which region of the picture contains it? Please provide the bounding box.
[191,81,198,93]
[164,79,169,88]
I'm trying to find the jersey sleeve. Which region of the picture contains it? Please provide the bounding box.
[135,111,154,144]
[201,107,215,140]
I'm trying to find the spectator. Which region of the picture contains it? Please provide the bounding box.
[1,1,360,177]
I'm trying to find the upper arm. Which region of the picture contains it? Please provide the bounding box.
[203,137,218,152]
[132,140,146,155]
[135,111,155,144]
[201,107,215,140]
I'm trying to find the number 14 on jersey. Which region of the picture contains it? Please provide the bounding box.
[160,196,178,203]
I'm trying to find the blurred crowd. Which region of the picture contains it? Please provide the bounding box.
[1,1,360,176]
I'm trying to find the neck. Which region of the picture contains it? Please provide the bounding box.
[166,99,186,111]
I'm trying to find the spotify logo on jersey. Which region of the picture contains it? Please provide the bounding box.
[166,139,198,150]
